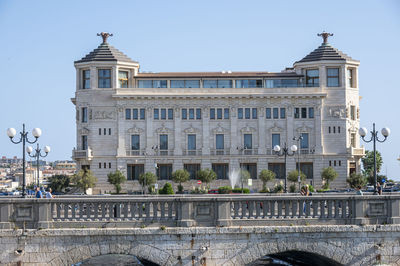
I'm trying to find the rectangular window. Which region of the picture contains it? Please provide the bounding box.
[83,70,90,89]
[347,69,354,88]
[300,133,309,149]
[82,135,88,150]
[333,127,336,134]
[268,163,285,179]
[99,128,101,135]
[98,69,111,88]
[309,107,314,118]
[334,161,337,167]
[339,161,341,166]
[118,71,128,88]
[104,162,106,169]
[351,133,356,148]
[131,135,140,150]
[224,108,229,119]
[196,108,201,119]
[154,109,159,120]
[212,163,229,179]
[125,109,131,120]
[109,128,111,135]
[170,80,185,88]
[132,109,138,120]
[171,80,200,88]
[103,128,106,135]
[140,108,145,120]
[182,109,187,120]
[81,107,88,123]
[138,80,153,88]
[160,135,168,150]
[351,105,356,120]
[188,134,196,150]
[338,126,341,134]
[216,134,224,149]
[266,108,271,119]
[99,162,101,169]
[157,164,173,180]
[109,162,111,169]
[294,108,300,119]
[168,108,173,120]
[306,69,319,87]
[244,134,252,149]
[127,164,144,180]
[327,68,339,87]
[210,108,215,120]
[217,79,232,88]
[245,108,251,119]
[329,161,332,167]
[184,164,200,179]
[235,79,263,88]
[273,108,279,119]
[161,109,166,120]
[328,126,331,134]
[189,108,195,120]
[217,108,222,119]
[238,108,243,119]
[272,133,280,147]
[240,163,257,179]
[153,80,167,88]
[297,162,313,179]
[280,108,286,119]
[301,107,307,118]
[252,108,257,119]
[203,80,217,88]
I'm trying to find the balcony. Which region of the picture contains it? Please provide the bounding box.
[300,148,316,155]
[348,147,365,157]
[238,149,259,155]
[210,149,230,155]
[126,149,146,156]
[182,149,202,156]
[154,149,174,156]
[72,148,93,160]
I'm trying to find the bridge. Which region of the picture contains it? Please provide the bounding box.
[0,194,400,265]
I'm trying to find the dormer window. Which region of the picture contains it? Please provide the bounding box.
[327,68,339,87]
[98,69,111,88]
[118,71,128,88]
[82,70,90,89]
[306,69,319,87]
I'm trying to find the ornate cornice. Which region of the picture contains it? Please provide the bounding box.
[127,126,144,134]
[156,123,172,134]
[212,123,228,134]
[269,122,283,133]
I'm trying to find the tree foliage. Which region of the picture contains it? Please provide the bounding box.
[138,172,157,192]
[321,167,338,189]
[346,173,367,189]
[259,169,276,190]
[159,182,174,195]
[239,169,250,187]
[172,169,190,185]
[287,170,306,184]
[197,169,217,186]
[71,170,97,194]
[48,174,70,192]
[362,150,383,177]
[107,170,126,194]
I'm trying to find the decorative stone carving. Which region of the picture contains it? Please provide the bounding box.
[93,110,116,120]
[240,124,256,133]
[357,107,360,119]
[116,104,125,112]
[296,123,312,133]
[269,122,283,132]
[348,124,358,133]
[327,106,346,118]
[80,127,90,135]
[89,109,93,120]
[156,123,172,134]
[184,124,199,134]
[212,123,228,134]
[127,126,144,134]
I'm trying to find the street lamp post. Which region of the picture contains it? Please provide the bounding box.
[293,136,303,191]
[274,143,298,193]
[7,124,42,197]
[359,123,390,193]
[27,143,50,187]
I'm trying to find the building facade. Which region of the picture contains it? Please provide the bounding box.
[72,32,364,193]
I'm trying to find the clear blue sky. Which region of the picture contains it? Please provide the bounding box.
[1,0,399,179]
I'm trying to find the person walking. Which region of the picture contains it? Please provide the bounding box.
[35,187,42,198]
[356,186,363,195]
[376,182,382,195]
[45,188,54,198]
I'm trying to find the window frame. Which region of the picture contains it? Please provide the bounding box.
[327,68,340,87]
[82,69,90,89]
[98,69,111,88]
[118,70,129,88]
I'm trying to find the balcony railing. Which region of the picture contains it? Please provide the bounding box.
[348,147,365,156]
[238,148,259,155]
[126,149,146,156]
[210,149,230,155]
[182,149,202,156]
[72,148,93,160]
[300,148,316,155]
[154,149,174,156]
[1,194,400,229]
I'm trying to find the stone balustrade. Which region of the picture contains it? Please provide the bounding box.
[0,194,399,229]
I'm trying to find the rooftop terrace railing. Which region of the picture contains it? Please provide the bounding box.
[0,194,399,229]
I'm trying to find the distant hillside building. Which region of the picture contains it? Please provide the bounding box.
[72,32,363,193]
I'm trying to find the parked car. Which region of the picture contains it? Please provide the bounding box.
[208,189,219,194]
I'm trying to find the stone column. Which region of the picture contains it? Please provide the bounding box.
[202,106,210,155]
[258,107,265,154]
[112,66,118,89]
[146,106,154,156]
[174,107,182,156]
[315,105,323,154]
[90,66,97,88]
[230,107,238,154]
[116,104,126,157]
[319,65,326,89]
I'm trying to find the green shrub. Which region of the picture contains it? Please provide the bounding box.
[273,181,284,193]
[218,186,232,194]
[232,188,250,194]
[308,185,315,193]
[289,184,296,193]
[159,183,174,195]
[259,188,270,193]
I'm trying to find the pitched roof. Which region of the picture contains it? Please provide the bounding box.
[295,43,358,64]
[75,43,138,64]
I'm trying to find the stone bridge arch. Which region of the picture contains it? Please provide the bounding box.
[226,239,350,265]
[48,240,171,266]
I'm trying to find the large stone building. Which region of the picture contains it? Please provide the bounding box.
[72,32,364,193]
